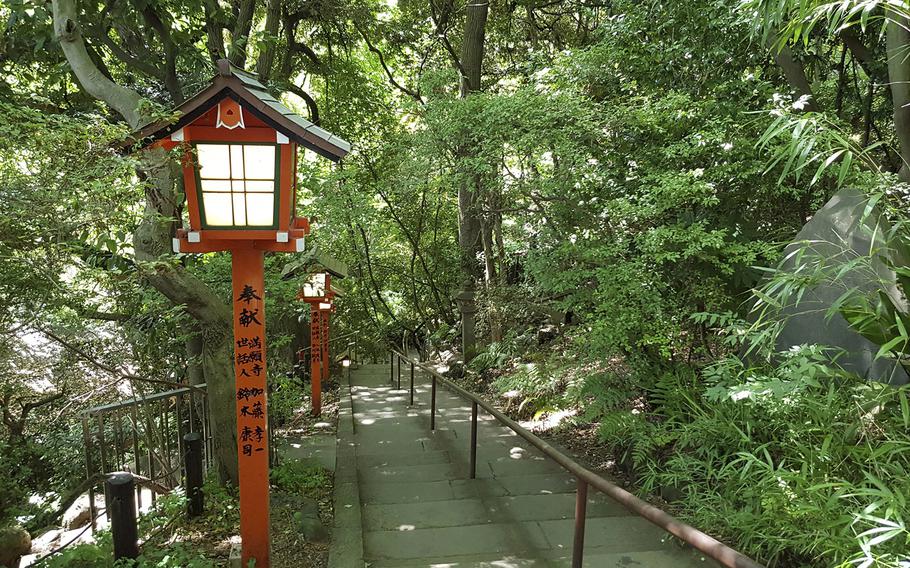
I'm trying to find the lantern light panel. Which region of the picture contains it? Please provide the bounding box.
[301,273,327,298]
[197,143,278,228]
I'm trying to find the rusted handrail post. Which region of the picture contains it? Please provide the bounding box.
[573,478,588,568]
[389,353,394,383]
[397,354,402,389]
[409,361,415,406]
[470,401,478,479]
[430,375,437,431]
[184,432,204,518]
[107,472,139,561]
[81,415,98,531]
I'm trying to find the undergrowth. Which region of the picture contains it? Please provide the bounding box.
[474,334,910,567]
[35,476,237,567]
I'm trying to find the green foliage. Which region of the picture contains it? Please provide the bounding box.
[37,533,113,568]
[270,461,331,496]
[196,475,240,535]
[591,346,910,567]
[36,475,238,566]
[37,536,217,568]
[756,102,882,188]
[6,0,910,567]
[468,341,512,374]
[742,185,910,375]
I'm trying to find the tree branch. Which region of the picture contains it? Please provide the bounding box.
[88,24,164,81]
[229,0,256,68]
[356,25,424,104]
[771,41,819,112]
[255,0,281,81]
[203,0,227,63]
[37,326,206,395]
[430,0,468,80]
[52,0,145,127]
[886,8,910,181]
[840,28,886,83]
[286,83,321,125]
[140,6,184,104]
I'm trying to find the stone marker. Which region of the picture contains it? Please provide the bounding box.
[297,497,328,543]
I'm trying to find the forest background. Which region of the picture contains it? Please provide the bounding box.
[2,0,910,566]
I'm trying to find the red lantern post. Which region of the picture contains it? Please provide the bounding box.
[298,272,334,415]
[310,301,323,413]
[132,60,349,568]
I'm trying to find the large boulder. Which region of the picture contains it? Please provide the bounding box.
[0,526,31,568]
[773,188,908,384]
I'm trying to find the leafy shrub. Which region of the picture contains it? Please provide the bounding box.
[270,461,331,496]
[595,347,910,567]
[36,533,216,568]
[468,341,512,374]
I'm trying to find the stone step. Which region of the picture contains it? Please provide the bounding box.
[362,498,491,531]
[356,449,451,468]
[367,553,550,567]
[359,479,478,505]
[363,521,549,560]
[361,462,462,483]
[359,473,580,504]
[362,493,628,531]
[536,516,683,553]
[545,548,712,568]
[341,364,718,568]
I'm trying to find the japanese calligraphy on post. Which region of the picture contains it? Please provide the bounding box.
[310,305,322,369]
[235,284,267,459]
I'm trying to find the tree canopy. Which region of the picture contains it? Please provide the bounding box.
[2,0,910,566]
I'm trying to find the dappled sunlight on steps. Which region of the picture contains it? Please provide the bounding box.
[328,363,714,568]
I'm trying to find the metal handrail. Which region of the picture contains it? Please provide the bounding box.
[80,382,214,533]
[389,348,763,568]
[296,329,365,356]
[84,383,207,415]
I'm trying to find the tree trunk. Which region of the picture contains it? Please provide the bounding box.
[455,0,489,362]
[229,0,257,68]
[186,326,205,387]
[459,2,489,96]
[772,42,819,111]
[256,0,281,80]
[134,149,238,485]
[481,215,502,342]
[51,0,240,484]
[887,10,910,182]
[201,327,238,483]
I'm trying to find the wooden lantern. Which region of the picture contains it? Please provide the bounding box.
[131,60,349,568]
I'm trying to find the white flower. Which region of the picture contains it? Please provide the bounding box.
[792,95,812,110]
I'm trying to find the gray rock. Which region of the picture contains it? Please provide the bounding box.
[0,526,31,568]
[299,496,319,518]
[296,497,328,543]
[62,494,100,530]
[299,516,329,543]
[536,324,558,344]
[773,188,910,384]
[658,484,687,503]
[444,362,465,378]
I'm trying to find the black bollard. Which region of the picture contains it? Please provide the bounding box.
[184,432,204,518]
[106,472,139,560]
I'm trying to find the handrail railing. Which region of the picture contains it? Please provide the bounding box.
[81,382,214,531]
[389,348,763,568]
